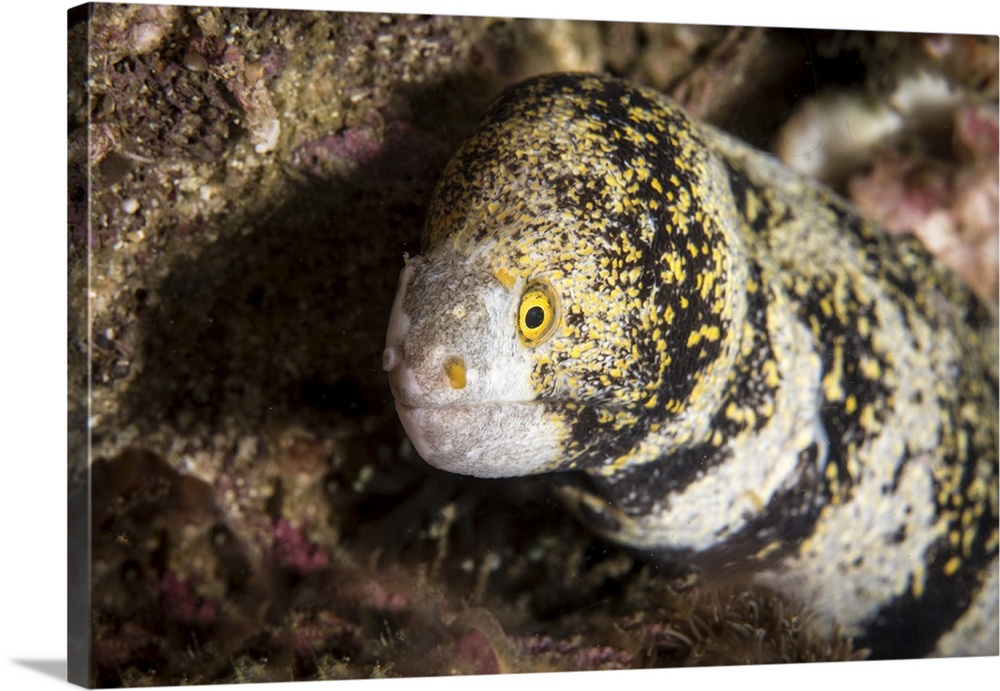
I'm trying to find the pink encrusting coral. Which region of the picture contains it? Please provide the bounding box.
[159,572,219,624]
[271,518,331,574]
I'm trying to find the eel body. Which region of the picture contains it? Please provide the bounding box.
[382,73,999,659]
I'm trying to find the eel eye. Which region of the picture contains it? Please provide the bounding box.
[517,281,558,346]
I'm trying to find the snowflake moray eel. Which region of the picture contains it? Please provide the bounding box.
[382,73,999,659]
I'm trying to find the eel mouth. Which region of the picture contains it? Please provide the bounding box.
[392,399,432,463]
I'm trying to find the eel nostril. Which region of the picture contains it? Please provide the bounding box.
[382,346,400,372]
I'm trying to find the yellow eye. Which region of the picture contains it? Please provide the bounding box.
[517,281,558,346]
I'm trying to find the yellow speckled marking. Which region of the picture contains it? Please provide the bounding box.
[445,357,466,390]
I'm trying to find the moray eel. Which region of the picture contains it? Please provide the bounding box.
[382,73,999,659]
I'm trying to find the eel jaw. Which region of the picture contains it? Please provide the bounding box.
[389,397,564,478]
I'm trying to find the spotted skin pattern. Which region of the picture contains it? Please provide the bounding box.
[382,73,999,659]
